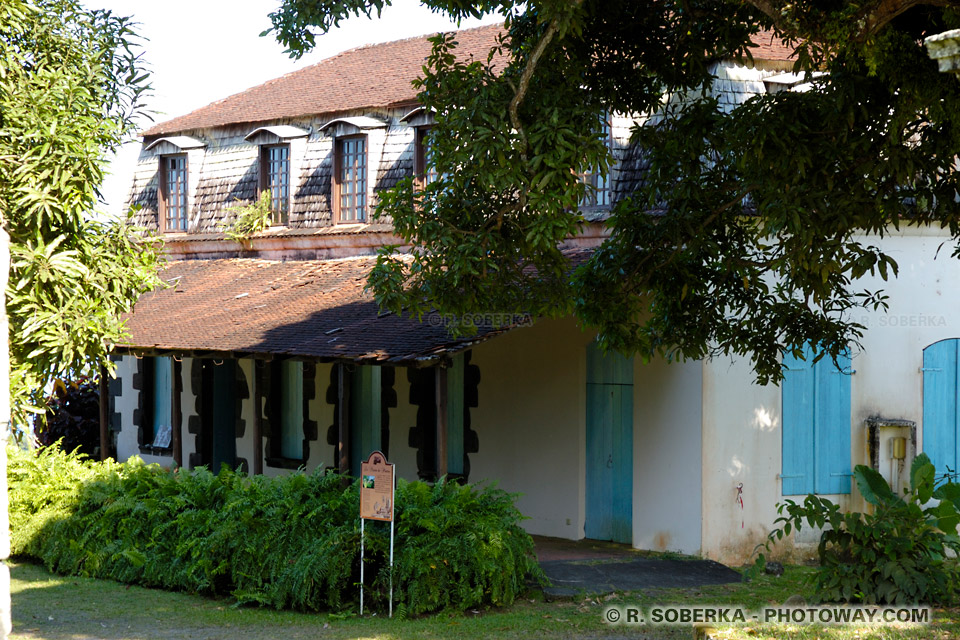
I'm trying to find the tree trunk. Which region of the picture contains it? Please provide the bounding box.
[0,227,12,638]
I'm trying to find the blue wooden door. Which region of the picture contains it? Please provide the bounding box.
[923,339,960,475]
[585,343,633,543]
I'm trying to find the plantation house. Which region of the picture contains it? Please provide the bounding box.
[110,24,960,564]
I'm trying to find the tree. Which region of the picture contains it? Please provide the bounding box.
[267,0,960,384]
[1,2,162,635]
[1,0,163,434]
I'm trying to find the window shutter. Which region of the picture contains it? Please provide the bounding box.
[782,350,815,495]
[446,354,465,475]
[923,339,959,475]
[814,351,852,494]
[280,361,304,460]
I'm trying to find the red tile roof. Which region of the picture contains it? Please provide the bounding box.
[142,24,505,137]
[116,256,522,363]
[143,25,795,138]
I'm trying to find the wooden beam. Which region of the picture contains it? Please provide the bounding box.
[338,363,351,485]
[435,366,448,479]
[98,365,109,461]
[171,359,183,469]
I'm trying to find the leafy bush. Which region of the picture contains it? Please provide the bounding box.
[35,377,101,457]
[8,445,543,614]
[756,453,960,604]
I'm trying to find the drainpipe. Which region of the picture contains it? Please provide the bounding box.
[925,30,960,74]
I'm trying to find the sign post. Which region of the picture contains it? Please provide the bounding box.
[359,450,395,617]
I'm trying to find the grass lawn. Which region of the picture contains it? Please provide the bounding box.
[10,559,960,639]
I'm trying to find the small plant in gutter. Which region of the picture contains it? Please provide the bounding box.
[219,192,273,245]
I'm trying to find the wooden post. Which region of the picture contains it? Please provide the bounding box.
[252,361,263,475]
[99,364,109,461]
[338,363,351,485]
[435,365,448,479]
[171,359,183,469]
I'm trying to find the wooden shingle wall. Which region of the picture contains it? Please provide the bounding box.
[127,57,795,235]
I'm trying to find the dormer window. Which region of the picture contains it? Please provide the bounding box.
[579,112,612,209]
[144,135,206,233]
[160,155,188,231]
[319,116,386,225]
[261,144,290,224]
[415,127,438,189]
[336,136,367,222]
[244,125,309,227]
[402,107,438,191]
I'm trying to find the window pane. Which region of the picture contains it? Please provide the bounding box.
[266,145,290,224]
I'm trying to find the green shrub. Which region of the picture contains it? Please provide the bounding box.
[8,445,543,614]
[756,453,960,604]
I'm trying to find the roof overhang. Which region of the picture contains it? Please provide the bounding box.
[399,106,435,127]
[763,71,826,94]
[115,256,527,366]
[318,116,388,136]
[144,135,207,152]
[244,125,310,144]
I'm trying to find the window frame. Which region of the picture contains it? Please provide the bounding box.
[158,154,188,232]
[334,134,368,223]
[259,143,291,226]
[578,111,613,210]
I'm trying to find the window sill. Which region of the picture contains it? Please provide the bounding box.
[139,446,173,457]
[265,456,306,470]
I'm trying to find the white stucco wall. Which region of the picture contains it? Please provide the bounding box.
[633,356,703,554]
[469,318,589,540]
[701,225,960,564]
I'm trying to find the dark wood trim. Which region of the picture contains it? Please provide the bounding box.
[99,365,109,461]
[435,365,448,478]
[172,358,183,468]
[333,134,367,224]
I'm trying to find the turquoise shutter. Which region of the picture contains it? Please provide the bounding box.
[923,340,959,475]
[782,350,815,495]
[815,351,852,494]
[280,361,304,459]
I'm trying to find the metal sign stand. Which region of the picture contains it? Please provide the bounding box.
[358,450,395,618]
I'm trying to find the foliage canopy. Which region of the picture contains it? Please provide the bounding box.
[0,0,163,434]
[267,0,960,383]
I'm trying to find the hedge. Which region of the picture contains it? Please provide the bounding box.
[8,445,544,615]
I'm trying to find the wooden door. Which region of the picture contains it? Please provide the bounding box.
[585,343,633,543]
[923,339,960,475]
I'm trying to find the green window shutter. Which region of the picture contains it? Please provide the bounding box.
[280,361,304,460]
[447,354,465,475]
[350,365,381,474]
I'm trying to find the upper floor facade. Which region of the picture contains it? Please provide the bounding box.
[127,24,796,261]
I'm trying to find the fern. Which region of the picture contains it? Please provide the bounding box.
[7,445,543,614]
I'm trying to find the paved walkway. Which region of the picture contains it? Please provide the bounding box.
[533,536,743,599]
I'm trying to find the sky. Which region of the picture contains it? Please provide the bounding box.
[86,0,504,216]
